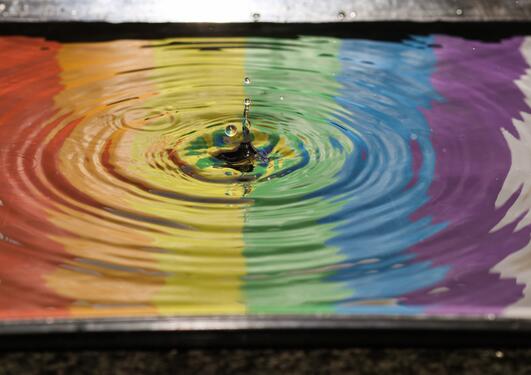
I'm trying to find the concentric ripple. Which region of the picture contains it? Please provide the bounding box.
[2,35,531,319]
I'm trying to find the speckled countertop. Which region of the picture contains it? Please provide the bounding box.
[0,349,527,375]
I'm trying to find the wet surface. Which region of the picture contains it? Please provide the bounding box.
[1,32,531,319]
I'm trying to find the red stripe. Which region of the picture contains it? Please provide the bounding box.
[0,37,72,318]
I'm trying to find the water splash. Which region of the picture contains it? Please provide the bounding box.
[213,97,266,173]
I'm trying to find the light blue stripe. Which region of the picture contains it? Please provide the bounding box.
[319,36,449,314]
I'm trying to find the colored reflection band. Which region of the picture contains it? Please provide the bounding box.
[329,36,447,314]
[404,36,531,315]
[0,37,72,318]
[243,37,351,313]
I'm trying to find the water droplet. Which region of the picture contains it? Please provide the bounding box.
[279,96,284,101]
[455,8,463,16]
[225,124,237,137]
[495,351,504,359]
[244,77,251,85]
[0,3,6,12]
[244,98,251,106]
[350,11,357,18]
[337,11,346,20]
[410,133,418,140]
[252,13,260,21]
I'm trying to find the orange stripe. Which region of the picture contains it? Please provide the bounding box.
[46,40,162,317]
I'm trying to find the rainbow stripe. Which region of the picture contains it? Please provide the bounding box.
[243,37,351,313]
[329,36,448,314]
[404,36,531,315]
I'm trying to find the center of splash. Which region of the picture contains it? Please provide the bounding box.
[213,98,268,173]
[169,98,308,184]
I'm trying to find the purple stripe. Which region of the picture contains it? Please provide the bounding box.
[403,36,531,314]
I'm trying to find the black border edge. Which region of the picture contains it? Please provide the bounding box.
[1,22,531,42]
[2,316,531,349]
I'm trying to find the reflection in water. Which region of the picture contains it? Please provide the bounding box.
[0,35,531,319]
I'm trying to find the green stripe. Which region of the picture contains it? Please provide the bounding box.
[243,37,351,313]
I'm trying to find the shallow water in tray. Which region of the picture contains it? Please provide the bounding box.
[1,35,531,318]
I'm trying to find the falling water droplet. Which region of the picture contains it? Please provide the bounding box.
[244,77,251,85]
[410,133,418,140]
[252,13,260,21]
[456,8,463,16]
[225,124,237,137]
[280,96,284,101]
[337,11,346,20]
[350,11,357,18]
[495,351,504,359]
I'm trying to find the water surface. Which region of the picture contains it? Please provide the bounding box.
[1,34,531,319]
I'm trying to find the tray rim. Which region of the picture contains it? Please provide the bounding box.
[1,314,531,335]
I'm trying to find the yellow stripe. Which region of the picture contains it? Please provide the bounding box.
[148,38,247,314]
